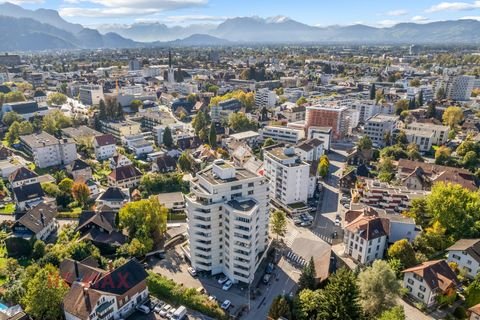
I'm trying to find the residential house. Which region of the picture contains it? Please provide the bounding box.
[63,259,149,320]
[402,260,459,307]
[469,304,480,320]
[108,165,142,189]
[67,159,93,182]
[152,154,176,173]
[76,211,127,250]
[9,167,44,211]
[59,257,105,286]
[95,187,130,211]
[20,132,77,168]
[93,134,116,160]
[295,138,324,162]
[0,100,48,120]
[12,203,57,241]
[446,239,480,279]
[109,154,132,170]
[157,192,185,213]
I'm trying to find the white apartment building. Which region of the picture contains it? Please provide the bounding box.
[446,75,475,101]
[446,239,480,279]
[255,88,277,108]
[364,114,399,147]
[20,132,77,168]
[185,160,269,284]
[338,99,380,123]
[79,84,104,106]
[101,120,142,140]
[405,122,449,145]
[402,260,459,307]
[403,129,434,152]
[260,126,305,144]
[263,145,311,206]
[93,134,116,160]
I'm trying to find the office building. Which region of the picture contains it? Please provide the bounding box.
[260,126,305,144]
[255,88,276,108]
[364,114,399,147]
[79,85,104,106]
[305,105,349,140]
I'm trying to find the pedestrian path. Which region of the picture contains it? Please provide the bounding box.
[284,229,298,247]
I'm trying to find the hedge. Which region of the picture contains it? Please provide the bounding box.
[147,272,228,319]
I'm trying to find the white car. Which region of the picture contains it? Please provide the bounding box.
[221,300,232,310]
[217,276,229,284]
[166,308,176,319]
[159,304,172,317]
[222,280,233,291]
[136,304,150,314]
[208,295,216,302]
[334,218,341,227]
[187,267,197,277]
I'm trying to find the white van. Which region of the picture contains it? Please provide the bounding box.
[171,305,187,320]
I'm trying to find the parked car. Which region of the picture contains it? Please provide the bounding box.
[343,203,350,209]
[136,304,150,314]
[222,280,233,291]
[221,300,232,310]
[159,304,172,317]
[208,295,217,302]
[334,218,341,227]
[153,301,165,313]
[263,274,271,284]
[218,276,229,285]
[187,267,197,277]
[293,218,302,225]
[166,308,176,319]
[196,287,206,294]
[335,214,341,221]
[171,306,187,320]
[301,221,312,227]
[265,262,275,274]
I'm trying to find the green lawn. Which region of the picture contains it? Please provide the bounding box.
[0,203,15,215]
[58,207,82,218]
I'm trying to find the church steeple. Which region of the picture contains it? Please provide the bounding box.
[168,50,172,68]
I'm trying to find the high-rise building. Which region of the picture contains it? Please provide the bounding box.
[255,88,277,108]
[263,145,312,206]
[446,75,475,101]
[305,105,349,140]
[128,58,141,71]
[186,160,269,284]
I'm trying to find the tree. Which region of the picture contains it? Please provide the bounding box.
[263,138,276,148]
[377,306,405,320]
[466,275,480,307]
[436,87,446,100]
[295,289,323,320]
[119,197,168,253]
[442,106,463,128]
[296,96,307,106]
[18,121,33,135]
[5,121,21,145]
[358,260,400,316]
[298,257,316,291]
[163,127,173,148]
[177,152,192,172]
[22,264,68,320]
[72,182,90,209]
[316,268,362,320]
[388,239,417,269]
[394,99,409,115]
[32,240,46,260]
[396,130,408,145]
[208,122,217,148]
[463,150,478,170]
[456,139,476,157]
[317,157,329,178]
[46,92,67,106]
[228,112,256,132]
[414,221,451,258]
[98,99,107,120]
[270,210,287,240]
[268,295,291,320]
[192,111,207,136]
[378,156,395,182]
[426,103,436,118]
[409,78,421,87]
[116,103,124,120]
[435,146,451,165]
[418,90,424,106]
[130,99,143,112]
[370,83,376,100]
[2,111,23,126]
[357,135,372,151]
[42,110,73,135]
[58,178,74,194]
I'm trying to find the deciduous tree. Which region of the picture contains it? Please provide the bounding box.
[270,210,287,240]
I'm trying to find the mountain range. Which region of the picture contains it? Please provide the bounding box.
[1,2,480,51]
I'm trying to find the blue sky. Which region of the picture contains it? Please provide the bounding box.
[7,0,480,26]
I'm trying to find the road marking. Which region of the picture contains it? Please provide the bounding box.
[284,229,298,247]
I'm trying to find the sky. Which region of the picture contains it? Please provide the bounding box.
[5,0,480,27]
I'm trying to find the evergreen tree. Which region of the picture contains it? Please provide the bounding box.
[178,152,192,172]
[408,98,415,109]
[418,90,424,106]
[317,268,363,320]
[209,122,217,148]
[426,102,436,119]
[370,83,376,100]
[163,127,173,148]
[98,99,107,120]
[298,257,316,290]
[116,103,124,120]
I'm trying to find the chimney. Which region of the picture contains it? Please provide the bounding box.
[108,260,113,272]
[83,287,92,312]
[40,213,45,226]
[74,260,80,282]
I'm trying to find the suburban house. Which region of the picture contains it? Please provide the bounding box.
[12,202,57,241]
[108,165,142,189]
[95,187,130,211]
[67,159,93,182]
[446,239,480,279]
[63,259,149,320]
[93,134,117,160]
[469,303,480,320]
[109,154,132,170]
[343,207,389,265]
[9,167,44,211]
[294,138,324,162]
[20,132,77,168]
[76,211,127,251]
[402,260,459,307]
[152,154,176,173]
[59,257,105,286]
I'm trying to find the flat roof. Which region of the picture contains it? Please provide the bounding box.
[226,199,257,212]
[199,167,258,185]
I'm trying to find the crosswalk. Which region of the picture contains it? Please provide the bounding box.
[285,250,307,268]
[311,229,333,244]
[284,229,298,247]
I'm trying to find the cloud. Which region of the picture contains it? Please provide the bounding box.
[386,9,408,16]
[426,1,480,13]
[60,0,208,18]
[411,15,430,22]
[4,0,44,3]
[376,19,398,27]
[460,15,480,19]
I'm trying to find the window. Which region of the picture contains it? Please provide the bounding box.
[407,278,414,285]
[452,254,461,260]
[419,285,426,292]
[417,293,424,299]
[468,260,472,265]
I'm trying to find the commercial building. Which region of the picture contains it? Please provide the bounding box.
[405,122,449,145]
[20,132,77,168]
[79,84,104,106]
[305,105,349,140]
[255,88,277,108]
[101,120,142,141]
[260,126,305,144]
[210,99,242,122]
[185,160,269,284]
